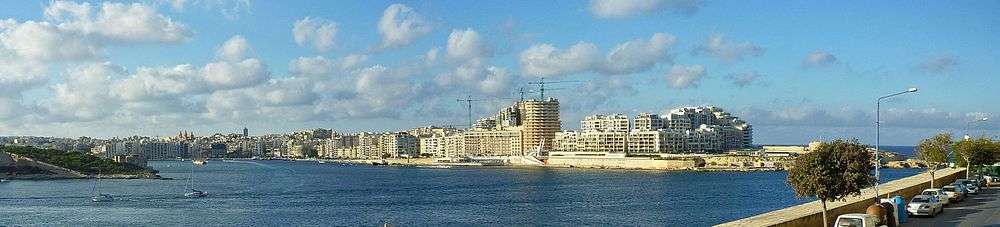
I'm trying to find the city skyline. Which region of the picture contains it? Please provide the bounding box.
[1,1,997,145]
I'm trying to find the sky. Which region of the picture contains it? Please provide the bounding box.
[0,0,997,145]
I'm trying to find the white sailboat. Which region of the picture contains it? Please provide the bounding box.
[184,159,208,198]
[91,169,114,202]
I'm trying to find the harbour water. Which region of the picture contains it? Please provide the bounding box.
[1,160,922,226]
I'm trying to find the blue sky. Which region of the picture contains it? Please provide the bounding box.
[0,0,997,145]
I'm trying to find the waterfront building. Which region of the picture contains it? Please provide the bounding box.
[518,98,561,152]
[553,106,752,154]
[582,114,630,132]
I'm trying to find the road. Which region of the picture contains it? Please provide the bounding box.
[905,185,1000,227]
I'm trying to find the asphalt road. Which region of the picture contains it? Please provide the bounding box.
[905,185,1000,227]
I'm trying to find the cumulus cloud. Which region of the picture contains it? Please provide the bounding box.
[216,35,250,61]
[693,34,763,62]
[590,0,704,18]
[920,56,958,74]
[202,59,269,90]
[601,33,676,74]
[725,72,761,87]
[0,20,102,61]
[803,50,837,67]
[0,1,189,62]
[289,54,368,77]
[520,33,676,77]
[520,42,601,77]
[44,1,191,43]
[665,64,706,89]
[111,64,205,101]
[47,62,125,121]
[378,4,432,49]
[293,17,337,52]
[446,28,492,61]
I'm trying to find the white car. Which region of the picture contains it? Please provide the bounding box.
[920,188,950,206]
[906,195,943,217]
[942,185,964,202]
[834,213,887,227]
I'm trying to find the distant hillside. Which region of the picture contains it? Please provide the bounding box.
[2,145,157,177]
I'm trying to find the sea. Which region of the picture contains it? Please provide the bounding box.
[1,150,922,226]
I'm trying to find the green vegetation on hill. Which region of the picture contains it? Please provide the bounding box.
[3,145,156,176]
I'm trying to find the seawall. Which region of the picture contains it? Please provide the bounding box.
[716,167,966,227]
[546,156,703,170]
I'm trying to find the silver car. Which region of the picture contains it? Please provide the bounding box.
[907,195,943,217]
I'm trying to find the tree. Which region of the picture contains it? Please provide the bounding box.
[954,137,996,179]
[788,139,877,227]
[915,133,951,187]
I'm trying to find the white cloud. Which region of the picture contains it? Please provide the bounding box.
[0,1,189,62]
[590,0,704,18]
[520,33,676,77]
[520,42,601,77]
[289,54,368,77]
[111,64,205,101]
[293,17,338,52]
[45,1,191,43]
[446,28,492,60]
[47,62,125,121]
[665,64,705,89]
[0,20,101,61]
[0,49,48,95]
[254,77,318,106]
[216,35,250,61]
[478,66,512,95]
[804,50,837,67]
[202,58,269,90]
[601,32,676,74]
[378,4,432,49]
[693,34,763,62]
[920,56,958,74]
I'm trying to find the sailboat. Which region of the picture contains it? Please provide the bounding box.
[184,158,208,198]
[91,169,114,202]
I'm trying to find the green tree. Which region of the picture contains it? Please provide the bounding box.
[788,139,877,227]
[915,133,951,187]
[954,137,996,179]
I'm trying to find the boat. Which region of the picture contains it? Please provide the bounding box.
[91,169,114,202]
[185,159,208,198]
[318,160,327,164]
[0,178,6,183]
[184,189,208,198]
[91,194,114,202]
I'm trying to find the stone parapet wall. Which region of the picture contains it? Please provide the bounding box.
[716,168,966,227]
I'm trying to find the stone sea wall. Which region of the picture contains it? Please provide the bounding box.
[716,168,966,227]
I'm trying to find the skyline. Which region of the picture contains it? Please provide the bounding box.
[0,0,997,145]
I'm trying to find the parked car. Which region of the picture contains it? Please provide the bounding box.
[952,182,970,197]
[920,188,950,206]
[833,213,887,227]
[942,185,965,202]
[957,180,980,194]
[906,195,943,217]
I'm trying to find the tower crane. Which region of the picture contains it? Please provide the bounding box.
[456,95,482,129]
[527,78,580,100]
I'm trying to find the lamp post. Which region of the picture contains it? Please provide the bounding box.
[875,87,918,201]
[963,117,989,140]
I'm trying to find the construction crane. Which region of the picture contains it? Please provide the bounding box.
[527,78,580,100]
[456,95,483,129]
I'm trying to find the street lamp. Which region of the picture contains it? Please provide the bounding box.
[963,117,989,140]
[874,87,918,201]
